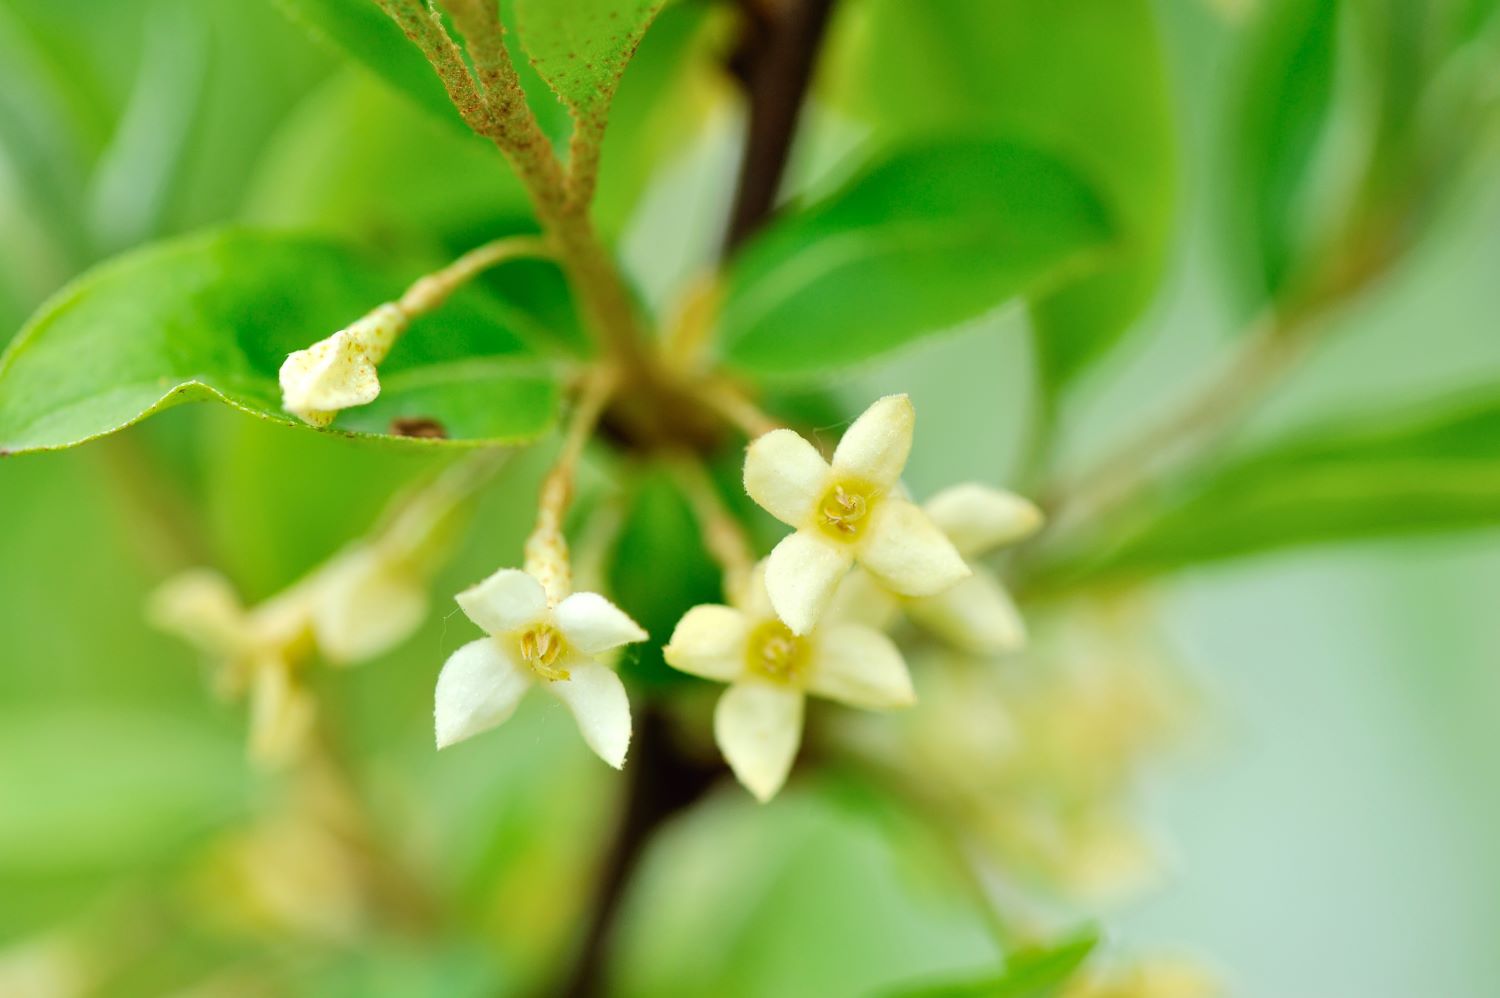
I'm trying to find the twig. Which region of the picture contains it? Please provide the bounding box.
[397,235,551,316]
[554,705,717,998]
[723,0,840,252]
[1041,312,1310,528]
[669,456,757,602]
[524,370,620,600]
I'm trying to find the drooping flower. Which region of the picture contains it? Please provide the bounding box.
[742,394,969,635]
[279,303,407,427]
[828,482,1044,655]
[664,563,915,801]
[434,568,646,768]
[148,570,318,766]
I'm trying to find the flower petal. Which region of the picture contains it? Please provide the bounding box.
[278,330,381,427]
[906,568,1026,655]
[923,483,1043,556]
[823,569,901,631]
[147,569,248,656]
[434,637,532,748]
[544,662,632,769]
[664,604,749,682]
[714,681,803,802]
[743,428,829,527]
[858,497,970,597]
[454,568,548,636]
[765,531,853,635]
[831,394,913,488]
[555,591,648,654]
[248,658,315,768]
[806,625,915,709]
[312,546,427,665]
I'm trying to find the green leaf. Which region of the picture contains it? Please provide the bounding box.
[0,705,247,875]
[271,0,467,131]
[607,466,723,687]
[883,935,1097,998]
[829,0,1176,394]
[515,0,665,133]
[0,229,561,453]
[1076,394,1500,578]
[1230,0,1342,305]
[591,0,723,237]
[718,138,1114,378]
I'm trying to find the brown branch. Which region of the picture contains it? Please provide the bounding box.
[722,0,840,253]
[554,706,717,998]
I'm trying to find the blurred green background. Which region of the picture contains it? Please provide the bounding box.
[2,0,1498,995]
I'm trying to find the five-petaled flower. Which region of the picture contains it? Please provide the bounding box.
[434,568,646,768]
[280,303,407,427]
[831,483,1044,655]
[664,564,915,802]
[743,394,969,635]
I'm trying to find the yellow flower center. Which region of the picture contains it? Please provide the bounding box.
[518,623,570,681]
[745,620,809,685]
[816,479,878,542]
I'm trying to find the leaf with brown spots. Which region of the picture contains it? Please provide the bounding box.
[515,0,665,137]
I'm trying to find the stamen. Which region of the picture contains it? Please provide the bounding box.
[817,481,875,541]
[519,624,570,681]
[746,620,808,685]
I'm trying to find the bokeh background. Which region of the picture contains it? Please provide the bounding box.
[2,0,1498,995]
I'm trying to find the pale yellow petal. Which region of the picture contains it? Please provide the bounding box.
[765,531,853,635]
[664,604,749,682]
[806,625,915,708]
[146,569,249,656]
[905,568,1026,655]
[554,592,648,654]
[544,662,632,769]
[248,659,315,768]
[454,568,547,636]
[743,428,829,526]
[831,394,913,488]
[923,483,1043,556]
[714,682,803,802]
[858,498,969,597]
[434,637,532,748]
[823,568,901,631]
[312,546,427,664]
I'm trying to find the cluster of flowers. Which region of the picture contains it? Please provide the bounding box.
[435,395,1043,801]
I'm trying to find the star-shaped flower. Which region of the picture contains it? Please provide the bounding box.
[743,394,969,635]
[433,568,646,768]
[829,483,1044,654]
[664,564,915,802]
[279,304,407,427]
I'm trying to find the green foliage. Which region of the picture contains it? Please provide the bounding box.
[0,705,248,876]
[613,787,1002,997]
[883,935,1097,998]
[1084,394,1500,577]
[515,0,665,136]
[1230,0,1342,307]
[0,229,561,453]
[591,0,723,236]
[719,138,1114,378]
[831,0,1176,395]
[607,467,723,687]
[270,0,467,131]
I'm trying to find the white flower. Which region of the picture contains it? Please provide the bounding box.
[279,303,407,427]
[663,564,915,802]
[148,570,317,766]
[434,568,646,768]
[828,483,1043,654]
[743,394,968,635]
[309,543,428,665]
